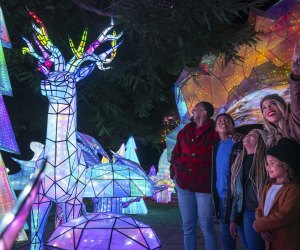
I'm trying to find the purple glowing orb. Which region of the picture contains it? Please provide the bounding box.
[46,213,161,249]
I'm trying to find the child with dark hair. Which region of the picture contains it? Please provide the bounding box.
[253,138,300,250]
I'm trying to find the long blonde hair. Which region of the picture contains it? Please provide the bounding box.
[231,129,268,201]
[263,100,285,147]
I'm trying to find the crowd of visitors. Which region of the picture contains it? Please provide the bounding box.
[170,45,300,250]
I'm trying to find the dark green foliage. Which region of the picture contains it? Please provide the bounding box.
[1,0,266,154]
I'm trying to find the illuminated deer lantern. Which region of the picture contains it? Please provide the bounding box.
[22,11,122,249]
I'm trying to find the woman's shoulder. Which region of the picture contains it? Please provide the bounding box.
[284,181,300,190]
[278,182,300,197]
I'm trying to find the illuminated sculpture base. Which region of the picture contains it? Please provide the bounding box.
[45,213,161,249]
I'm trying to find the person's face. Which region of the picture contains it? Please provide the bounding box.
[243,129,259,150]
[215,115,234,134]
[261,99,283,126]
[191,103,206,121]
[266,155,284,180]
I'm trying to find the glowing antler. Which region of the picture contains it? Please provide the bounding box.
[66,19,123,77]
[69,28,88,59]
[22,11,122,83]
[22,10,66,75]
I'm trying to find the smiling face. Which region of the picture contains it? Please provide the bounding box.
[261,99,284,127]
[266,155,284,182]
[215,115,234,136]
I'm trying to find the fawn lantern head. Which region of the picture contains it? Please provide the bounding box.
[22,10,122,103]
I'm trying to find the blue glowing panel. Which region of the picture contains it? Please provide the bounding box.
[125,136,140,165]
[84,159,153,198]
[0,6,11,49]
[0,95,19,154]
[0,6,12,95]
[0,43,12,96]
[9,159,35,191]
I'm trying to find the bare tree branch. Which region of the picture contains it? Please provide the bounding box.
[72,0,123,18]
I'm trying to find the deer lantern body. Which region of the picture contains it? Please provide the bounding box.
[22,11,122,249]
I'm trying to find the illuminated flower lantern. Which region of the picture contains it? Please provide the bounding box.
[0,5,27,242]
[149,150,174,204]
[22,10,122,249]
[167,0,300,156]
[45,213,161,250]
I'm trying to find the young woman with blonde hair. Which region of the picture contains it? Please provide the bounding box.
[260,44,300,146]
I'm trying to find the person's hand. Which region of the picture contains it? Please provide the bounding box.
[260,231,274,242]
[292,43,300,77]
[230,222,238,239]
[230,132,244,143]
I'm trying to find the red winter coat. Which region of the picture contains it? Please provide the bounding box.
[170,119,219,193]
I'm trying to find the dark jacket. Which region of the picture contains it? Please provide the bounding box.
[282,76,300,143]
[212,141,242,224]
[230,154,264,223]
[254,182,300,250]
[170,119,219,193]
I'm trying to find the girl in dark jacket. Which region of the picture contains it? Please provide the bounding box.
[230,129,268,250]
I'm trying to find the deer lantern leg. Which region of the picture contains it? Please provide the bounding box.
[30,192,52,250]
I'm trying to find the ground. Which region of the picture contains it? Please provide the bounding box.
[13,194,245,249]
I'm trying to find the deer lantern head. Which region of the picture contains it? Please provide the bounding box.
[22,10,122,104]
